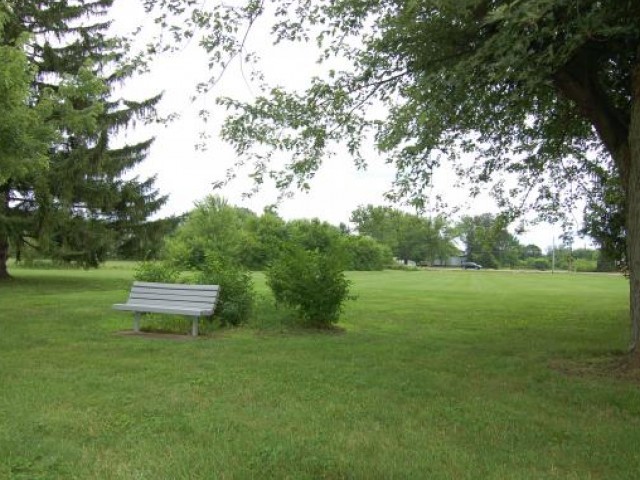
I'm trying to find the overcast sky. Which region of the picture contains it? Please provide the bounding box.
[111,1,589,250]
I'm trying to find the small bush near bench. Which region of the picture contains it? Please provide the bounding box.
[134,261,181,283]
[134,258,254,327]
[266,246,351,328]
[195,257,254,327]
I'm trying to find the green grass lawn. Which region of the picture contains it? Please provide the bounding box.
[0,267,638,479]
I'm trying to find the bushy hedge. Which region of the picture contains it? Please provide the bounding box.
[266,246,351,327]
[134,261,181,283]
[522,257,550,271]
[343,235,392,270]
[195,256,254,326]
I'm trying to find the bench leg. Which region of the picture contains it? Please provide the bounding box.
[133,312,141,333]
[192,316,199,337]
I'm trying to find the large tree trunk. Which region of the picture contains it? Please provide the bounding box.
[0,235,9,280]
[0,185,10,280]
[628,62,640,361]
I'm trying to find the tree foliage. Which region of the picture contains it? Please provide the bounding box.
[163,195,393,271]
[343,235,392,271]
[457,213,522,269]
[0,12,50,188]
[143,0,633,216]
[351,205,456,264]
[164,196,253,269]
[0,0,165,277]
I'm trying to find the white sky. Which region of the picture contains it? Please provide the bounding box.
[111,1,590,251]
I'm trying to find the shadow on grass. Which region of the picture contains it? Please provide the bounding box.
[247,294,348,337]
[549,350,640,385]
[1,270,129,294]
[114,330,200,341]
[116,294,350,339]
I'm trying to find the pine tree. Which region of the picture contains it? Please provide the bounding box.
[0,0,166,277]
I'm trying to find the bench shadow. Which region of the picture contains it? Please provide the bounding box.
[114,330,202,341]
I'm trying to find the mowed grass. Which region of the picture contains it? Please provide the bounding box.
[0,267,638,479]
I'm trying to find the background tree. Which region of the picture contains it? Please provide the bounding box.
[582,175,627,271]
[457,214,522,269]
[421,216,459,266]
[0,8,54,278]
[0,0,165,277]
[163,195,253,269]
[351,205,454,265]
[343,235,392,271]
[115,215,183,260]
[351,206,402,252]
[522,244,543,260]
[241,208,288,270]
[285,218,345,256]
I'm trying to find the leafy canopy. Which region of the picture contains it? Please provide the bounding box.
[144,0,638,228]
[1,0,166,274]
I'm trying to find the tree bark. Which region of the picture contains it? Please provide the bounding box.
[627,60,640,360]
[553,52,631,182]
[0,236,9,280]
[0,185,10,280]
[555,47,640,360]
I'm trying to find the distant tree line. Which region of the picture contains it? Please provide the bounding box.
[162,196,392,272]
[455,213,615,272]
[125,197,611,273]
[11,190,615,273]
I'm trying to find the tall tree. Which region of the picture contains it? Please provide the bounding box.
[457,213,522,269]
[0,0,165,277]
[241,208,288,270]
[163,195,254,269]
[351,205,453,264]
[0,7,52,277]
[147,1,640,355]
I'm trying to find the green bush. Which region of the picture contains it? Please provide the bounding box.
[266,246,352,327]
[574,259,598,272]
[195,256,254,326]
[162,195,253,270]
[134,261,181,283]
[343,235,393,271]
[387,264,420,271]
[523,257,550,271]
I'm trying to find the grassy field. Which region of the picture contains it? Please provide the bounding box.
[0,266,638,479]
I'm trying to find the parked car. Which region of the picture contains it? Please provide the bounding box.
[462,262,482,270]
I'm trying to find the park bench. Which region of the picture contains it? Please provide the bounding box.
[113,282,220,336]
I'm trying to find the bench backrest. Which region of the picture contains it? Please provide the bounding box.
[128,281,220,312]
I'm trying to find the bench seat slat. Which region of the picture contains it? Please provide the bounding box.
[132,282,219,291]
[113,303,214,316]
[129,291,218,302]
[131,285,219,295]
[128,296,217,306]
[120,299,213,310]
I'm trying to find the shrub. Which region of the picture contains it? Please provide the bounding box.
[574,259,597,272]
[134,261,181,283]
[162,195,253,270]
[343,235,393,271]
[524,257,550,271]
[266,246,352,327]
[195,256,254,326]
[387,264,420,271]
